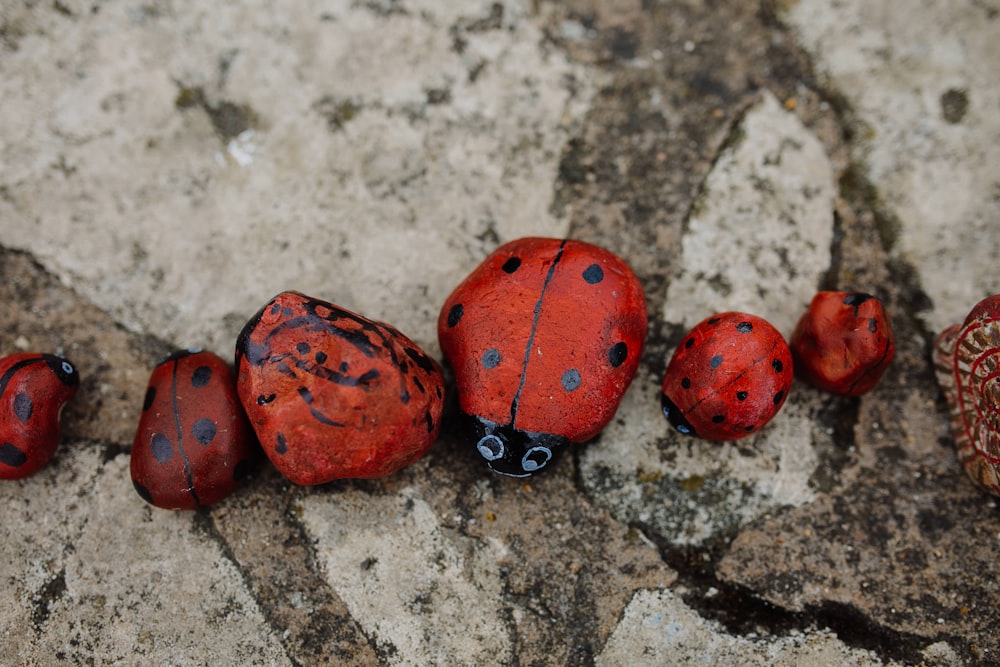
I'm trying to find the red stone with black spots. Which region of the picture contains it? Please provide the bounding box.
[438,237,647,477]
[235,291,445,486]
[661,312,793,441]
[130,349,258,509]
[0,353,79,480]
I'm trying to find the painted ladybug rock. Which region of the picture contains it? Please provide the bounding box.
[661,313,793,441]
[934,295,1000,495]
[438,237,647,477]
[236,291,445,486]
[791,292,895,396]
[131,350,258,510]
[0,353,79,480]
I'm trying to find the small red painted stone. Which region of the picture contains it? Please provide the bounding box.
[131,349,259,509]
[791,292,895,397]
[235,291,445,486]
[661,312,793,441]
[0,353,80,480]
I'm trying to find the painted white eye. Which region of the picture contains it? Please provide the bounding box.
[521,446,552,472]
[61,361,74,375]
[477,435,504,461]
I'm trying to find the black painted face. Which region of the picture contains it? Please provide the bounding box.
[42,354,79,387]
[661,393,697,437]
[466,415,567,477]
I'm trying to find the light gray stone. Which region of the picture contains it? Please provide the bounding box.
[783,0,1000,333]
[597,589,893,667]
[662,89,835,335]
[300,486,513,666]
[0,0,590,355]
[0,449,289,666]
[581,90,835,546]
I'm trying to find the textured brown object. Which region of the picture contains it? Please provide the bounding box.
[934,295,1000,495]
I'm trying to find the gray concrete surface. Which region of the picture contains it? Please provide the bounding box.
[1,0,997,664]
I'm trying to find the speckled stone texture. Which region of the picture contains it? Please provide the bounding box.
[2,0,998,665]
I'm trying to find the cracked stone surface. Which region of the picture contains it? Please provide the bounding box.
[2,0,998,664]
[1,0,588,355]
[783,0,1000,334]
[596,589,892,667]
[579,89,834,549]
[300,486,513,665]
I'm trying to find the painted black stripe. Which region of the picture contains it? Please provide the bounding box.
[309,406,346,427]
[846,339,893,395]
[680,338,782,415]
[0,357,45,400]
[297,386,346,427]
[509,239,568,424]
[171,359,201,508]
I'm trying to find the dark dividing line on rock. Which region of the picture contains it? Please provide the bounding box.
[807,601,966,664]
[509,239,567,427]
[636,523,804,632]
[170,359,201,508]
[30,567,67,633]
[189,511,317,667]
[818,204,846,293]
[632,522,933,665]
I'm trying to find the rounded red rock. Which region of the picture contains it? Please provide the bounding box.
[438,237,647,477]
[661,312,793,441]
[0,353,79,480]
[131,349,258,509]
[791,291,895,396]
[235,291,445,485]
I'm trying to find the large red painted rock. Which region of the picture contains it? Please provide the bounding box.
[236,291,445,485]
[438,237,647,477]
